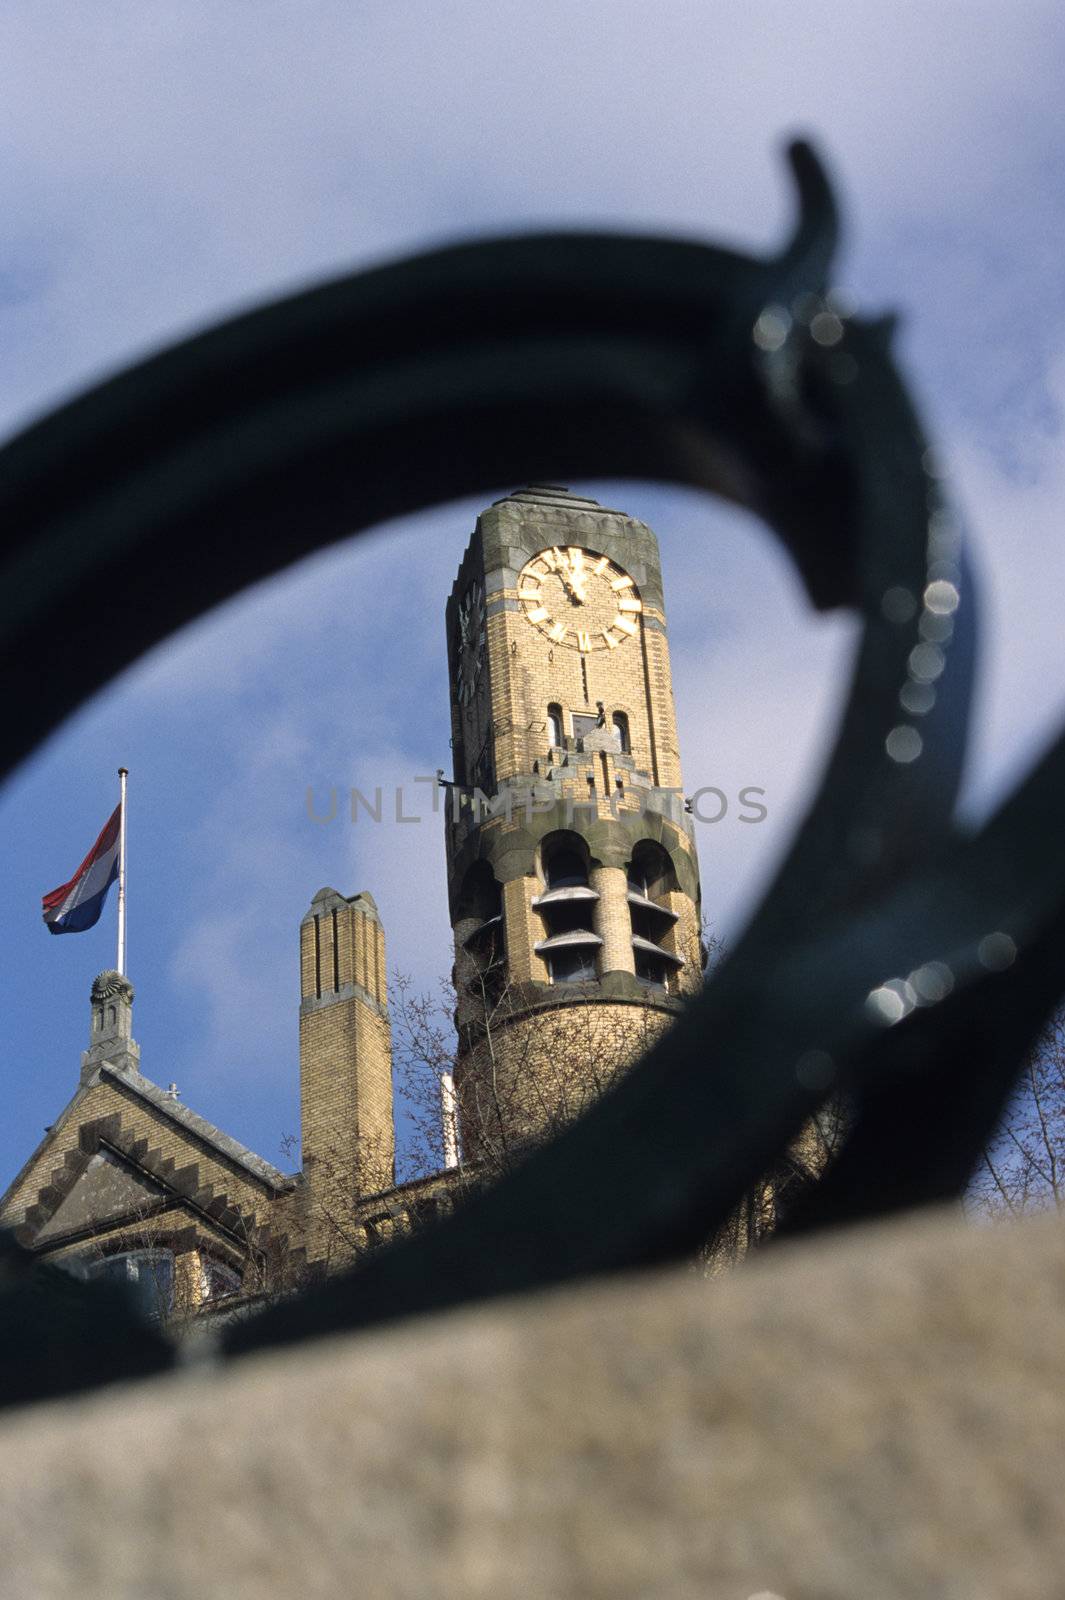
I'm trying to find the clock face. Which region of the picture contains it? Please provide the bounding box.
[517,547,642,652]
[455,581,486,705]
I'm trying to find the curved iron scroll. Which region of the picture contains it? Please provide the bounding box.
[2,142,1064,1396]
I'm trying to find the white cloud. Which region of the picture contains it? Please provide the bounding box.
[1,4,1061,439]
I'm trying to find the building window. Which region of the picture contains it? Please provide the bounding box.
[546,846,588,890]
[69,1249,175,1322]
[200,1258,242,1302]
[548,945,598,984]
[546,704,563,748]
[627,841,675,900]
[457,861,506,1001]
[629,903,663,944]
[613,711,631,753]
[627,841,684,993]
[572,713,598,746]
[634,946,669,989]
[536,836,601,984]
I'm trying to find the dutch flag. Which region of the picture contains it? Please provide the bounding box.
[42,804,122,935]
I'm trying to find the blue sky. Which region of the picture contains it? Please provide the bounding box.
[2,3,1064,1186]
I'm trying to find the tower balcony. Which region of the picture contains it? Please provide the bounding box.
[625,889,679,925]
[461,914,504,951]
[531,885,600,911]
[534,927,603,985]
[631,935,685,969]
[533,929,603,957]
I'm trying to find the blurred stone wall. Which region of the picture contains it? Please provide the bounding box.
[0,1205,1062,1599]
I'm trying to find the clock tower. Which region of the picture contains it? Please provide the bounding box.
[445,486,704,1165]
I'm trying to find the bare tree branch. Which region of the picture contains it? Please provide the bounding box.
[972,1008,1065,1219]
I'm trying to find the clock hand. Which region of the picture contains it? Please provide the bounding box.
[557,557,587,604]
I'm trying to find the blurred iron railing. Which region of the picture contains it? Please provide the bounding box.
[3,142,1064,1406]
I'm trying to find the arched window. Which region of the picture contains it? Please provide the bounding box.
[200,1257,242,1302]
[627,841,683,992]
[457,861,505,997]
[548,945,598,983]
[627,840,677,900]
[456,860,502,925]
[546,846,587,890]
[633,945,670,989]
[546,704,563,748]
[535,835,601,984]
[612,711,631,753]
[68,1249,175,1322]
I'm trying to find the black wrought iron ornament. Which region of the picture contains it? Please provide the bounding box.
[2,142,1064,1402]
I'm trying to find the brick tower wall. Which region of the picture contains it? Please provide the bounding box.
[298,887,394,1266]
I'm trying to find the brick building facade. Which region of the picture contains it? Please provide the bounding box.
[0,487,813,1322]
[443,486,703,1167]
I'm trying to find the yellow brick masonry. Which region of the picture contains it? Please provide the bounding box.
[0,496,737,1322]
[0,1070,302,1320]
[463,812,699,998]
[590,865,635,976]
[455,1000,677,1165]
[486,589,680,793]
[300,896,387,1013]
[501,876,549,986]
[44,1223,231,1320]
[662,890,703,990]
[448,503,706,1163]
[0,1077,279,1236]
[299,895,394,1267]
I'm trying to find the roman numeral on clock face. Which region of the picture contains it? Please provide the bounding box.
[517,547,641,652]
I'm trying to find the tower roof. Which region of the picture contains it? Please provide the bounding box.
[491,484,621,515]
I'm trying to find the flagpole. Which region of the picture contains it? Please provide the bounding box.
[117,767,128,976]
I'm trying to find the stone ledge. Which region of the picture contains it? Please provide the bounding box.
[0,1205,1063,1598]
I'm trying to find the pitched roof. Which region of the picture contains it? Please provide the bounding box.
[35,1146,169,1243]
[98,1065,293,1190]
